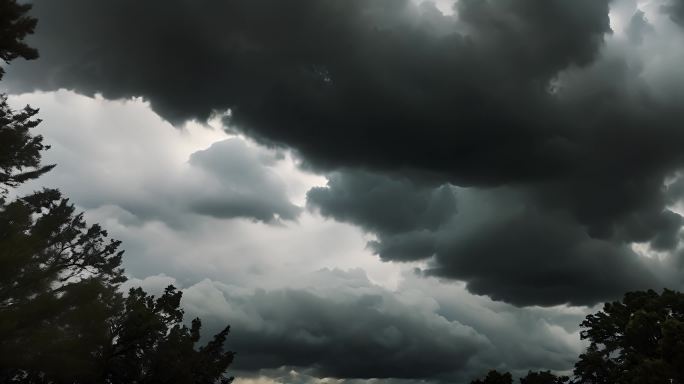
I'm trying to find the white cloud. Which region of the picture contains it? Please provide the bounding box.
[8,90,404,290]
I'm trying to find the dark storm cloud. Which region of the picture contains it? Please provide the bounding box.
[308,172,668,306]
[182,272,487,381]
[663,0,684,26]
[307,170,456,261]
[428,206,659,306]
[179,269,584,382]
[8,0,684,306]
[7,0,612,185]
[225,289,478,379]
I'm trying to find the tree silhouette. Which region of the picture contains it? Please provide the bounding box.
[0,188,126,382]
[470,370,569,384]
[0,0,37,80]
[0,1,234,382]
[519,371,569,384]
[0,0,51,191]
[471,370,514,384]
[105,287,233,384]
[574,289,684,384]
[473,289,684,384]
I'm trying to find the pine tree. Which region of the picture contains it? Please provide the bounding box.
[0,1,234,382]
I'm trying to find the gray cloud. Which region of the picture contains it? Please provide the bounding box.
[182,271,486,380]
[9,91,379,292]
[663,0,684,26]
[427,204,660,306]
[6,0,612,185]
[308,171,674,306]
[188,139,301,222]
[11,91,300,225]
[626,10,654,43]
[307,170,455,261]
[7,0,684,309]
[7,87,599,383]
[177,269,586,382]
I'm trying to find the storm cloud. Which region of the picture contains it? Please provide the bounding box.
[175,269,586,382]
[663,0,684,26]
[6,0,613,185]
[308,171,672,306]
[7,0,684,308]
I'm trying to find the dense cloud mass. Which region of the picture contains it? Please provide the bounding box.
[663,0,684,26]
[7,0,684,308]
[6,0,613,183]
[171,269,586,382]
[308,171,672,306]
[308,171,457,262]
[9,89,595,383]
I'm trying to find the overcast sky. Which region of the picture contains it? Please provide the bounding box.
[5,0,684,382]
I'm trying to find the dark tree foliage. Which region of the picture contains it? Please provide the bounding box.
[0,189,126,382]
[574,289,684,384]
[0,190,235,382]
[471,370,569,384]
[0,96,54,192]
[519,371,569,384]
[0,189,126,307]
[0,0,38,80]
[0,0,51,191]
[0,1,234,383]
[471,370,514,384]
[106,287,234,384]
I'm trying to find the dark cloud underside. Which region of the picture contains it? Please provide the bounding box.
[8,0,613,185]
[8,0,684,306]
[308,171,668,306]
[180,270,583,382]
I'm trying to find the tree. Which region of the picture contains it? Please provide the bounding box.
[573,289,684,384]
[0,0,52,191]
[470,370,569,384]
[0,1,234,382]
[105,287,233,384]
[0,0,38,80]
[0,187,235,384]
[519,371,569,384]
[0,188,127,382]
[471,370,514,384]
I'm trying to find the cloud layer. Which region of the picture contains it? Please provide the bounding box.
[176,269,586,382]
[9,89,591,383]
[308,171,673,306]
[8,0,684,318]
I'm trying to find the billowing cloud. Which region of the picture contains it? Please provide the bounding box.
[663,0,684,26]
[187,139,301,222]
[308,171,677,306]
[11,91,300,224]
[5,90,601,382]
[9,90,401,290]
[178,269,587,382]
[7,0,684,307]
[8,1,684,381]
[308,170,456,262]
[7,0,612,184]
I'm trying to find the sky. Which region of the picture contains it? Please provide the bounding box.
[5,0,684,382]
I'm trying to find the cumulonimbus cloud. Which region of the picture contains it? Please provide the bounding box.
[8,0,684,306]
